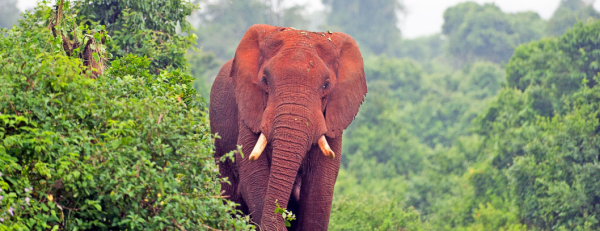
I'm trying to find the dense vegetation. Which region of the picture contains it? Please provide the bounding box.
[332,1,600,230]
[187,0,600,230]
[4,0,600,230]
[0,1,252,230]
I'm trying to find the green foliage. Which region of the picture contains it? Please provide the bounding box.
[364,57,424,102]
[186,51,220,100]
[506,20,600,115]
[443,2,546,64]
[459,62,505,99]
[274,199,296,227]
[330,169,424,231]
[331,3,600,231]
[393,34,445,64]
[473,78,600,230]
[343,57,429,176]
[76,0,199,72]
[462,202,526,231]
[172,1,600,230]
[547,0,600,36]
[196,0,308,60]
[337,54,505,229]
[0,2,252,230]
[400,61,503,148]
[323,0,403,55]
[457,19,600,231]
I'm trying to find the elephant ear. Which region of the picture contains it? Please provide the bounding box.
[325,33,368,138]
[230,24,278,133]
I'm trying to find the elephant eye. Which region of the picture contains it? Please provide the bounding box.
[323,82,330,89]
[262,76,268,85]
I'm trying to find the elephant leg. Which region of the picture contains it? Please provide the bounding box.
[209,60,244,210]
[236,121,271,226]
[211,97,242,210]
[296,136,342,231]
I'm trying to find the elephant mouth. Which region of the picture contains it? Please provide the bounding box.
[248,133,335,161]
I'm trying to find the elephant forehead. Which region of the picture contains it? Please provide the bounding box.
[265,52,332,81]
[261,28,337,61]
[277,47,321,62]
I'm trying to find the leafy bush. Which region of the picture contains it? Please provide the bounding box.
[0,2,252,230]
[330,169,424,231]
[76,0,199,73]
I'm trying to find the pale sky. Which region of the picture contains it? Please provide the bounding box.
[17,0,600,38]
[400,0,600,38]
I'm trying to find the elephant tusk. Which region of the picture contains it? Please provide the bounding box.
[249,133,267,161]
[318,135,335,159]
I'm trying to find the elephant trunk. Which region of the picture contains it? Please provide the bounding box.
[260,104,313,230]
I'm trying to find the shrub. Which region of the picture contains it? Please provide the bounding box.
[0,2,252,230]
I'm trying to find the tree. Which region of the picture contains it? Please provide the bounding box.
[506,20,600,116]
[458,62,505,99]
[195,0,308,60]
[547,0,600,36]
[468,19,600,230]
[392,34,445,64]
[328,3,600,231]
[76,0,199,73]
[443,2,545,64]
[323,0,403,55]
[187,50,219,99]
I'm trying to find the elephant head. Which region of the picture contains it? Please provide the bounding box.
[220,24,366,230]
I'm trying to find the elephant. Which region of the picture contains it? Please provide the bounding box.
[209,24,367,230]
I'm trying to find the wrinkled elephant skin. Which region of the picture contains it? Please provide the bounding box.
[209,24,367,231]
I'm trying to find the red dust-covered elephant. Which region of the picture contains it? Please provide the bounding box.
[209,24,367,230]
